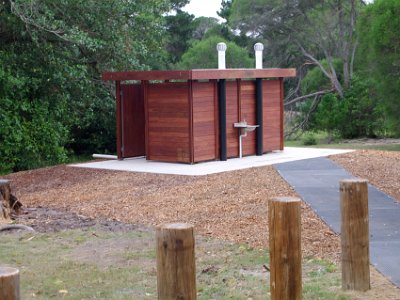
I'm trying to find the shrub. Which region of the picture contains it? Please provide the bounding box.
[302,133,317,146]
[300,74,386,139]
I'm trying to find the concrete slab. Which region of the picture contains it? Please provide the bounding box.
[70,147,352,176]
[275,157,400,287]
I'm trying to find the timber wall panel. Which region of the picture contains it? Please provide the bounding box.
[147,82,191,163]
[240,80,257,156]
[192,81,217,162]
[226,81,239,158]
[120,84,145,158]
[263,80,282,152]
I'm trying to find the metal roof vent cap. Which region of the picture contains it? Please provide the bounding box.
[254,43,264,69]
[216,42,227,69]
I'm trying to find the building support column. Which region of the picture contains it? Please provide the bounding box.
[256,78,263,156]
[218,79,227,161]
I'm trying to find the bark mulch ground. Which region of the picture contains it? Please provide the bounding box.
[4,152,400,298]
[330,150,400,203]
[5,164,340,261]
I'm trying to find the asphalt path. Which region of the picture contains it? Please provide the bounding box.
[274,157,400,287]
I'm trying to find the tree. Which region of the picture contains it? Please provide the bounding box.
[300,74,385,138]
[229,0,363,99]
[218,0,233,21]
[357,0,400,134]
[0,0,187,173]
[192,17,220,40]
[165,10,197,64]
[178,35,253,69]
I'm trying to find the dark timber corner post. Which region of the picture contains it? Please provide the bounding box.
[254,43,264,156]
[115,80,123,160]
[218,79,227,161]
[256,78,263,155]
[216,42,227,161]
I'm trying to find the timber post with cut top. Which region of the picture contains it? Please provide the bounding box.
[269,197,302,300]
[0,267,20,300]
[340,179,370,291]
[156,223,196,300]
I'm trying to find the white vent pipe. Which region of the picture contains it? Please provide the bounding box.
[254,43,264,69]
[216,42,227,69]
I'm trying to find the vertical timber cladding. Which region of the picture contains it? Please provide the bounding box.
[224,80,257,158]
[240,80,257,156]
[120,84,145,158]
[147,82,191,163]
[263,79,283,152]
[192,81,218,162]
[226,80,239,158]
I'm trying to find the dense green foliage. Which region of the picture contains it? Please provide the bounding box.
[1,0,399,173]
[357,0,400,135]
[178,36,253,69]
[300,0,400,138]
[0,0,186,174]
[303,75,385,138]
[225,0,399,139]
[165,10,197,64]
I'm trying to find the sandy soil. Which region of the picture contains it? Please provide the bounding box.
[3,153,400,298]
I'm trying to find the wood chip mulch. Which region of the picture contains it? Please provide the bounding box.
[4,153,400,297]
[330,150,400,203]
[5,164,340,262]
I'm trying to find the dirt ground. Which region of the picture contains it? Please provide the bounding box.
[11,206,141,233]
[3,150,400,299]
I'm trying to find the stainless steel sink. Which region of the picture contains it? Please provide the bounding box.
[234,122,259,132]
[233,121,259,157]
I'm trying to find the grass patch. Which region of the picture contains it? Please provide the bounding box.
[285,131,400,151]
[0,228,349,299]
[286,142,400,151]
[66,154,95,164]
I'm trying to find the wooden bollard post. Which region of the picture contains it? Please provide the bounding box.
[269,197,302,300]
[0,267,20,300]
[340,179,370,291]
[156,223,196,300]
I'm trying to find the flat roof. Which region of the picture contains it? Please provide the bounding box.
[102,68,296,81]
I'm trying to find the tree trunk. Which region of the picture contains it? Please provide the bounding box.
[0,180,21,223]
[0,180,12,222]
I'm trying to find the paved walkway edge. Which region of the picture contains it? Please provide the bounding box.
[274,157,400,288]
[70,147,352,176]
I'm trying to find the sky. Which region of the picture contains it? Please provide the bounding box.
[182,0,223,20]
[182,0,374,20]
